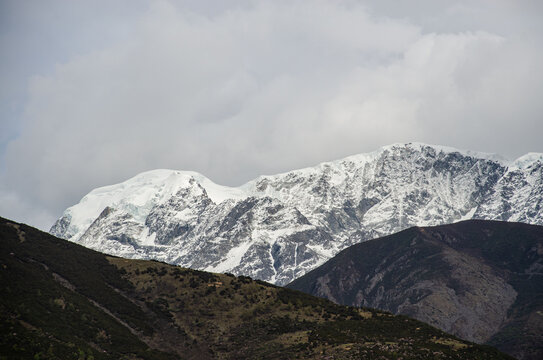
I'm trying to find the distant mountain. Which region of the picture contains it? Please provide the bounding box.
[51,143,543,285]
[1,217,514,359]
[287,220,543,360]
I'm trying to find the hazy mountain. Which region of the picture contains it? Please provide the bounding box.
[287,220,543,360]
[51,143,543,285]
[1,217,513,359]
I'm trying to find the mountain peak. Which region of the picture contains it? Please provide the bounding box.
[379,142,508,162]
[51,143,543,285]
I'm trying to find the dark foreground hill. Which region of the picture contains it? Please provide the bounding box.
[0,217,513,359]
[287,220,543,360]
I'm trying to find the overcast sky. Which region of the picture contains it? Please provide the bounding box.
[1,0,543,231]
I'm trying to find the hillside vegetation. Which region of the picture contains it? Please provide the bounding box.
[1,217,513,359]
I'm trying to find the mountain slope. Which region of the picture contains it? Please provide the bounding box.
[287,220,543,360]
[1,217,514,359]
[51,143,543,285]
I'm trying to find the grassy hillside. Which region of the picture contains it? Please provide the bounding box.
[0,217,513,359]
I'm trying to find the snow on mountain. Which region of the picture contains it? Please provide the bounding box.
[50,143,543,285]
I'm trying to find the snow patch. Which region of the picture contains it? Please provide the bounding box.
[457,207,478,222]
[205,241,253,273]
[510,153,543,170]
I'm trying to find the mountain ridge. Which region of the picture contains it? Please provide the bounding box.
[51,142,543,285]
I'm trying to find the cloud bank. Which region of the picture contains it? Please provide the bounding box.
[1,0,543,230]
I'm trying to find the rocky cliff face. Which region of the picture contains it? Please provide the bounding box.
[287,220,543,360]
[51,143,543,285]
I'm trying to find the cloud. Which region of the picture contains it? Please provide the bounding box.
[1,0,543,230]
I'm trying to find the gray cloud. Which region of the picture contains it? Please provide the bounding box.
[1,0,542,230]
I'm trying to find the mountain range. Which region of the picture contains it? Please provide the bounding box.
[287,220,543,360]
[2,217,514,359]
[51,143,543,285]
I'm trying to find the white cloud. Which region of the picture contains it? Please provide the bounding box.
[1,0,542,230]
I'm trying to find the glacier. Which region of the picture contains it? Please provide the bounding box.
[51,143,543,285]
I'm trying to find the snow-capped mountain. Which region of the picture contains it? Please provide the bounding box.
[50,143,543,285]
